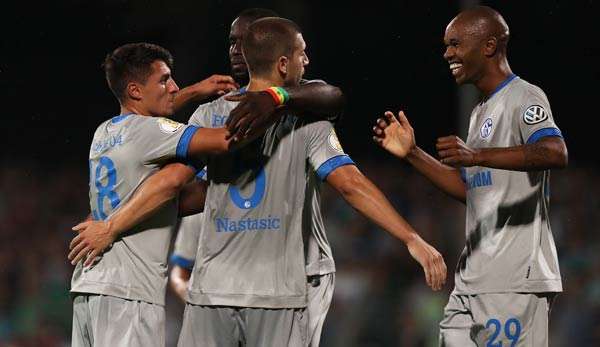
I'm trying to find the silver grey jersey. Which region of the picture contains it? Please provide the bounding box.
[186,95,352,308]
[455,76,563,294]
[71,114,199,305]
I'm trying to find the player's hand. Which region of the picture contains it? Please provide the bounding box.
[189,74,239,100]
[436,135,481,167]
[68,220,117,267]
[224,91,283,140]
[372,111,416,158]
[406,234,447,291]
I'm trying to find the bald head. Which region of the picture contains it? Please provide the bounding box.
[449,6,510,53]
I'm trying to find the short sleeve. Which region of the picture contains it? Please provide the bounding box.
[133,117,199,165]
[304,120,355,181]
[515,89,563,145]
[170,214,202,270]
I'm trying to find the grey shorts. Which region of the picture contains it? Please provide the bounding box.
[306,273,335,347]
[71,294,165,347]
[439,292,555,347]
[177,304,307,347]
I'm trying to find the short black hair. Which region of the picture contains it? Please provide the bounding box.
[242,17,302,77]
[102,42,173,102]
[237,8,279,23]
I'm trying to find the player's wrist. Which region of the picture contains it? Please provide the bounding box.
[472,148,484,166]
[405,145,421,161]
[265,86,290,106]
[104,220,118,240]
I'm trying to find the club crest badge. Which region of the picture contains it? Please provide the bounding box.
[157,117,184,133]
[480,117,493,139]
[523,105,548,125]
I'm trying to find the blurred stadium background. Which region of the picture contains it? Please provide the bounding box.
[1,0,598,346]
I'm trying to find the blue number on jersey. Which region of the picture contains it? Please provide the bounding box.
[228,166,266,209]
[90,156,121,220]
[486,318,522,347]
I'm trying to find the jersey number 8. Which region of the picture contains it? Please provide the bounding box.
[89,156,121,220]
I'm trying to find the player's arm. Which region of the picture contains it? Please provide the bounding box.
[224,80,345,138]
[178,178,208,217]
[68,162,197,266]
[169,265,191,303]
[173,74,239,112]
[325,164,447,291]
[373,111,467,203]
[436,135,568,171]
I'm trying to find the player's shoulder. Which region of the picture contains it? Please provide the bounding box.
[300,78,327,85]
[189,93,238,126]
[511,77,549,103]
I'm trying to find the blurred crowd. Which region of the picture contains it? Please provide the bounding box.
[1,159,598,346]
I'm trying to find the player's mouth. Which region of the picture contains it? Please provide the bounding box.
[449,62,463,76]
[231,58,246,69]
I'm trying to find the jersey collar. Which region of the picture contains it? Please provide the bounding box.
[488,74,518,98]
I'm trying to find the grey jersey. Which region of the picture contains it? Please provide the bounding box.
[71,114,199,305]
[186,95,352,308]
[454,76,563,294]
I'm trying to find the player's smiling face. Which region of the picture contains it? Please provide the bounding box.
[139,60,179,117]
[443,18,486,85]
[284,33,309,86]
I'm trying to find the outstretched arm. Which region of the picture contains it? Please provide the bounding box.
[373,111,467,203]
[224,80,344,138]
[436,135,568,171]
[173,74,239,112]
[68,162,197,266]
[326,164,447,291]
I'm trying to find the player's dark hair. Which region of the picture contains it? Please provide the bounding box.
[237,8,279,23]
[242,17,302,77]
[102,42,174,103]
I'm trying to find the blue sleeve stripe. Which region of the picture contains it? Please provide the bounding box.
[170,254,195,270]
[176,126,200,160]
[526,127,563,144]
[316,155,356,181]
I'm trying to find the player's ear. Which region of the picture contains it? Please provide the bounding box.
[126,82,143,101]
[483,37,497,57]
[277,56,289,76]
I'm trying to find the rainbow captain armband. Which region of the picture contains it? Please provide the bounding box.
[265,86,290,106]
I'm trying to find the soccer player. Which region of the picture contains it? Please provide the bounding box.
[169,8,347,344]
[69,42,262,347]
[173,17,445,346]
[373,6,567,346]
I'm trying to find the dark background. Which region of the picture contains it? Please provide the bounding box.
[2,0,597,168]
[1,1,599,346]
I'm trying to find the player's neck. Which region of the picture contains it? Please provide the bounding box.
[120,103,147,117]
[247,75,283,91]
[476,60,513,96]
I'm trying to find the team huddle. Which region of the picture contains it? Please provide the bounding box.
[68,6,567,347]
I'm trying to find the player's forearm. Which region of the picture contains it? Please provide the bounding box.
[406,147,466,203]
[188,128,233,157]
[474,138,568,171]
[107,163,195,236]
[173,85,201,112]
[178,180,207,217]
[169,266,191,303]
[286,81,345,116]
[328,166,418,244]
